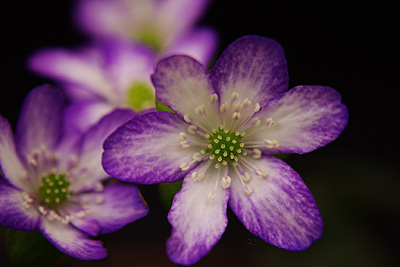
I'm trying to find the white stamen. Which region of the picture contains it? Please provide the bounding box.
[231,92,239,101]
[195,104,206,116]
[221,175,232,189]
[234,102,243,112]
[244,185,253,196]
[184,114,191,123]
[254,103,260,112]
[264,139,279,148]
[187,125,197,134]
[255,169,269,179]
[209,93,218,103]
[208,190,217,200]
[266,118,275,127]
[232,112,241,120]
[241,172,251,182]
[253,148,262,159]
[179,162,189,171]
[220,103,229,113]
[192,152,203,162]
[243,98,252,107]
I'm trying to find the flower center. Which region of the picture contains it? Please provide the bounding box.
[203,126,245,168]
[135,28,163,53]
[126,81,155,112]
[39,173,72,206]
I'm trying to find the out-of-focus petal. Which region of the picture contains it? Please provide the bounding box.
[0,184,40,231]
[39,218,107,260]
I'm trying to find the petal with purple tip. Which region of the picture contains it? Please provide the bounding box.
[15,85,64,161]
[102,111,195,184]
[152,55,217,120]
[211,36,288,107]
[167,166,229,265]
[84,184,149,235]
[229,156,323,250]
[0,115,28,190]
[39,219,107,260]
[72,109,135,192]
[255,85,348,154]
[0,185,40,231]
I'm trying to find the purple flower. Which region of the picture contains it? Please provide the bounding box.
[0,85,148,260]
[29,40,156,132]
[102,36,348,265]
[74,0,217,65]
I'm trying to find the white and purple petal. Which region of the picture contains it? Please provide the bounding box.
[39,218,107,260]
[229,156,323,250]
[167,166,229,265]
[15,85,64,162]
[255,85,349,154]
[103,111,194,184]
[0,185,40,231]
[28,48,114,100]
[211,36,289,107]
[83,184,149,235]
[152,55,217,120]
[0,115,28,190]
[71,109,135,192]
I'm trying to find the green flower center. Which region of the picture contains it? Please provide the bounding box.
[135,28,163,53]
[126,81,155,112]
[39,173,72,206]
[204,126,245,167]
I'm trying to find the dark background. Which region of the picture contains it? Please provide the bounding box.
[2,1,399,266]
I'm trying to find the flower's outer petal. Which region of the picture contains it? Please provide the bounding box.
[39,218,107,260]
[75,0,145,41]
[103,111,194,184]
[63,100,115,134]
[165,27,218,67]
[157,0,212,42]
[0,184,40,231]
[167,166,229,265]
[28,48,114,100]
[69,215,101,237]
[152,55,217,122]
[101,40,155,95]
[0,114,28,190]
[15,85,64,161]
[229,156,323,250]
[71,109,135,192]
[211,36,288,107]
[254,85,349,154]
[85,184,149,235]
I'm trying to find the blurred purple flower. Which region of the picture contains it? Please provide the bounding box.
[29,40,156,132]
[0,85,148,260]
[102,36,348,265]
[74,0,217,65]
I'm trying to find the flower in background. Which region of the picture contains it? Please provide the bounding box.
[102,36,348,265]
[29,40,156,133]
[74,0,217,65]
[0,85,148,260]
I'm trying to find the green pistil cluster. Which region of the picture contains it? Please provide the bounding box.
[135,28,163,53]
[39,173,72,206]
[126,81,155,112]
[204,126,245,167]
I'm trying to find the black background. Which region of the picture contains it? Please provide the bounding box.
[2,1,399,266]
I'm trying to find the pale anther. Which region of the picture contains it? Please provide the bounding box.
[244,185,253,196]
[264,139,279,148]
[253,148,262,159]
[234,102,243,112]
[209,93,218,103]
[180,162,189,171]
[254,103,260,112]
[255,169,269,179]
[220,103,229,113]
[221,176,232,189]
[243,98,252,107]
[232,112,241,120]
[208,190,217,200]
[242,172,251,182]
[184,114,191,123]
[231,92,239,101]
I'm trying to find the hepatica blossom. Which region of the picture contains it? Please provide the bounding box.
[75,0,217,64]
[102,36,348,265]
[29,40,156,132]
[0,85,148,260]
